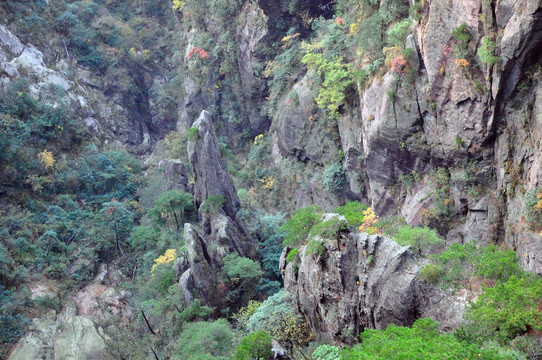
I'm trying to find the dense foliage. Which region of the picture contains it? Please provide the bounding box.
[393,225,444,254]
[419,241,522,289]
[342,318,523,360]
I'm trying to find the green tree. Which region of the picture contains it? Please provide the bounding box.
[419,241,522,290]
[312,344,341,360]
[393,225,443,254]
[175,319,234,360]
[387,18,412,48]
[302,44,353,119]
[247,291,311,357]
[99,201,134,255]
[462,275,542,342]
[149,190,195,231]
[322,163,346,193]
[233,331,273,360]
[223,253,263,280]
[342,318,521,360]
[127,225,159,251]
[334,201,368,227]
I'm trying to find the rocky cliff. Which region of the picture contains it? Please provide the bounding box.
[177,110,254,308]
[171,0,542,275]
[280,216,465,344]
[2,0,542,357]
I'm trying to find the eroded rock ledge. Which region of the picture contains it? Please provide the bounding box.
[281,225,466,344]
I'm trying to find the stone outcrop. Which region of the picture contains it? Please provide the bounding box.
[177,110,253,307]
[7,265,126,360]
[162,158,192,193]
[281,225,465,344]
[0,23,175,147]
[188,110,241,220]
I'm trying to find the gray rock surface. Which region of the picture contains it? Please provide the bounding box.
[282,232,465,344]
[188,110,241,220]
[163,159,192,193]
[178,110,253,307]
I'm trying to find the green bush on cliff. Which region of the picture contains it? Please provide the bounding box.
[452,23,472,59]
[393,225,443,254]
[419,241,522,290]
[281,206,322,247]
[175,319,234,360]
[301,44,353,120]
[334,201,368,227]
[322,163,346,193]
[460,275,542,343]
[477,36,500,67]
[341,318,522,360]
[232,331,273,360]
[387,18,412,48]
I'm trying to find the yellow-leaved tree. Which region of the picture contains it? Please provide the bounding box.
[38,150,55,170]
[152,248,176,273]
[172,0,187,11]
[358,207,379,235]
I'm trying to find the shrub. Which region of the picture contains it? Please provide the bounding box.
[222,253,263,280]
[322,163,346,193]
[387,19,412,48]
[55,11,80,34]
[175,319,234,359]
[477,36,500,67]
[281,206,322,247]
[420,241,522,290]
[148,190,195,231]
[312,344,341,360]
[233,331,273,360]
[247,292,312,358]
[286,248,300,263]
[419,264,445,284]
[127,225,159,251]
[452,23,471,59]
[306,238,327,257]
[180,299,215,322]
[462,275,542,343]
[334,201,368,227]
[358,207,380,234]
[342,318,521,359]
[232,300,262,329]
[522,188,542,231]
[187,127,199,141]
[150,263,176,293]
[301,44,353,119]
[409,2,423,22]
[393,225,444,254]
[200,195,226,216]
[246,290,295,333]
[253,213,285,280]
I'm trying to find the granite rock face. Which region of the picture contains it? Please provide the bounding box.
[177,110,253,307]
[281,228,465,344]
[188,110,241,220]
[269,0,542,273]
[0,24,165,147]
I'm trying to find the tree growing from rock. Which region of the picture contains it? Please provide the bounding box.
[148,190,195,232]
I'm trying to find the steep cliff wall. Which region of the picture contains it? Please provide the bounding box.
[263,0,542,274]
